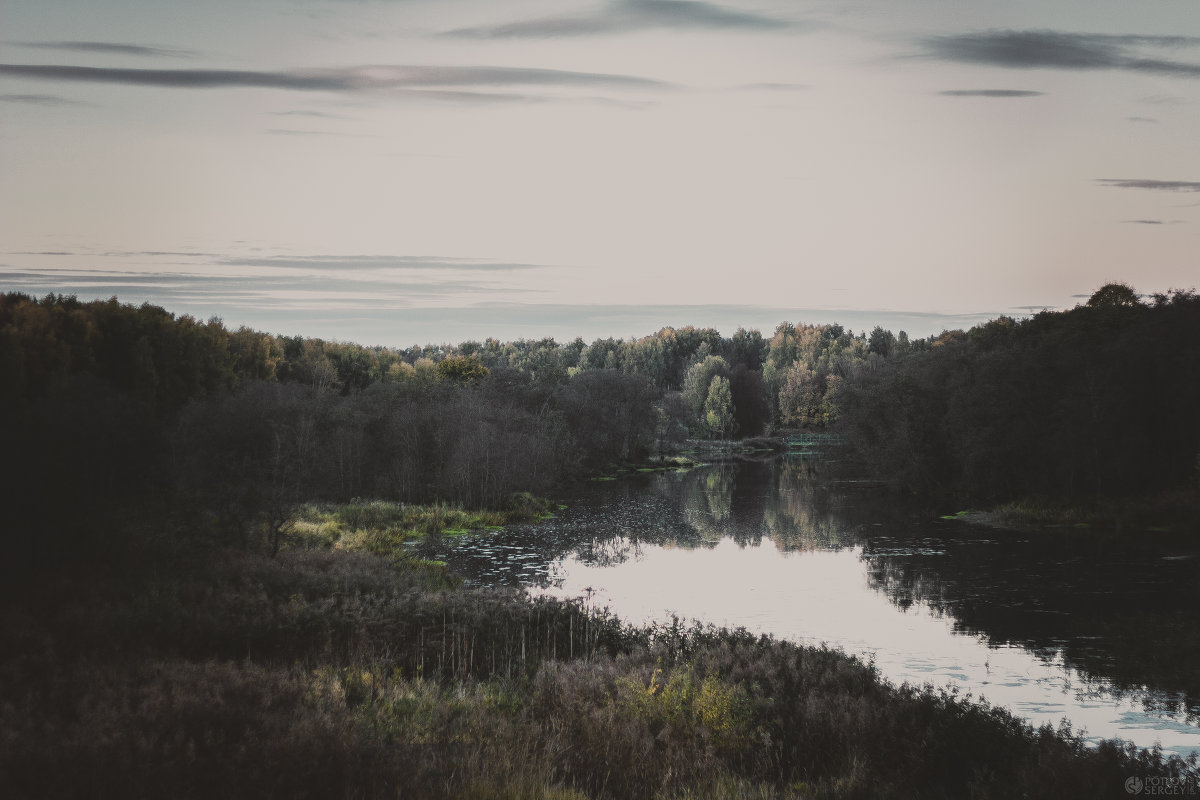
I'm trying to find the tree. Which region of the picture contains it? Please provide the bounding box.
[1086,282,1141,308]
[175,382,318,553]
[729,365,769,437]
[778,364,834,428]
[436,354,489,384]
[867,326,896,358]
[558,370,657,466]
[703,375,735,438]
[682,355,730,421]
[726,327,767,370]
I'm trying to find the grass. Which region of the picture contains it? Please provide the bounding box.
[951,491,1200,537]
[588,456,703,483]
[2,520,1196,798]
[287,494,555,557]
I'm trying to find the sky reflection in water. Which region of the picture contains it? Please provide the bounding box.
[410,458,1200,756]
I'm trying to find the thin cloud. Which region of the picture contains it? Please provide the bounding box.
[738,82,810,92]
[0,64,673,96]
[445,0,799,38]
[0,267,541,308]
[266,128,337,136]
[11,40,199,59]
[0,93,84,105]
[221,255,551,272]
[579,95,658,110]
[1141,94,1185,106]
[938,89,1044,97]
[269,109,351,119]
[103,250,223,258]
[9,250,76,256]
[918,30,1200,78]
[384,89,549,104]
[9,251,553,270]
[1122,219,1184,225]
[1097,178,1200,192]
[8,249,222,258]
[1126,116,1158,123]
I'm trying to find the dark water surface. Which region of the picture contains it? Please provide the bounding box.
[408,456,1200,755]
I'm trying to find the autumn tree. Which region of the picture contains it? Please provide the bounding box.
[703,375,735,438]
[435,354,489,384]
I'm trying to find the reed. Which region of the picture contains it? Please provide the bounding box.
[1,543,1194,799]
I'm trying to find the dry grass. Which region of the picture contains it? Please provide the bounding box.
[1,544,1195,799]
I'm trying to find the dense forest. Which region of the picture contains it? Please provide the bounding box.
[3,284,1198,574]
[840,284,1200,506]
[0,290,896,573]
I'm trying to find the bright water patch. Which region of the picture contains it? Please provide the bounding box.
[537,537,1200,755]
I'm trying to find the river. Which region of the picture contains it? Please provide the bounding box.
[407,454,1200,757]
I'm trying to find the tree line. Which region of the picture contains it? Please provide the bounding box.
[1,293,873,569]
[839,284,1200,504]
[4,282,1194,572]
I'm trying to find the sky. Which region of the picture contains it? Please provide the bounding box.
[2,0,1198,346]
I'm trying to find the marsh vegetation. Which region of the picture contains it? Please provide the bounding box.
[4,536,1196,799]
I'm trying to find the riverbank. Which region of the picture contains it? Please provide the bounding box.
[584,432,845,483]
[2,527,1194,799]
[944,489,1200,542]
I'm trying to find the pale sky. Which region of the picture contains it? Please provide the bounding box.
[2,0,1198,345]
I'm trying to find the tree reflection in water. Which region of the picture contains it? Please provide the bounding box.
[412,455,1200,737]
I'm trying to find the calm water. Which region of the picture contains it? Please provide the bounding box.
[409,456,1200,756]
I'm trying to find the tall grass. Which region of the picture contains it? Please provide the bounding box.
[2,542,1195,799]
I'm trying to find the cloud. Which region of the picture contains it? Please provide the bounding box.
[1126,116,1158,123]
[269,109,350,119]
[10,40,199,59]
[104,250,224,258]
[918,30,1200,78]
[0,64,673,97]
[1141,94,1185,106]
[0,265,543,315]
[8,250,78,256]
[937,89,1044,97]
[9,251,556,273]
[1097,178,1200,192]
[0,93,83,105]
[8,249,222,258]
[266,128,337,136]
[445,0,798,38]
[220,255,550,272]
[3,258,1008,343]
[738,82,810,92]
[1122,219,1184,225]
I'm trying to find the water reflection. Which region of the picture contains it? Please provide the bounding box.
[407,456,1200,755]
[859,522,1200,723]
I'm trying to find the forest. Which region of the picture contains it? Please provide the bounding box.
[3,283,1197,574]
[0,290,901,573]
[2,285,1198,798]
